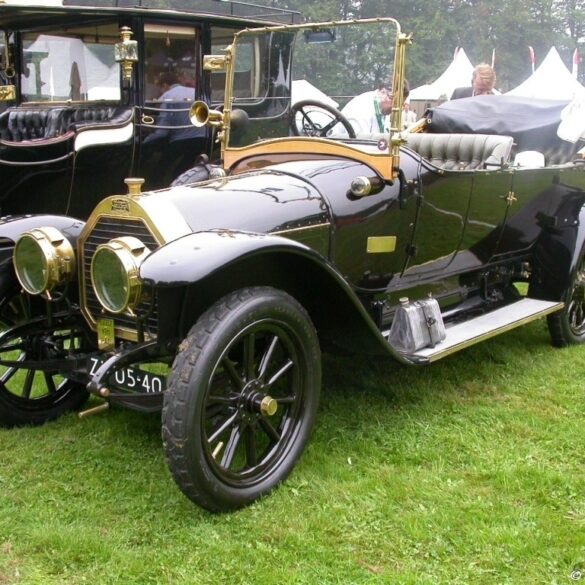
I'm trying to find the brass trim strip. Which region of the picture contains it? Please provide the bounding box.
[272,222,330,236]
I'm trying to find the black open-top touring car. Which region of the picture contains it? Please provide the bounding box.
[1,16,584,511]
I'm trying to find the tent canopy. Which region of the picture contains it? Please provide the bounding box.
[409,48,473,101]
[507,47,585,100]
[291,79,338,108]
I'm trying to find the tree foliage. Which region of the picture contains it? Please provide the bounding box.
[266,0,585,89]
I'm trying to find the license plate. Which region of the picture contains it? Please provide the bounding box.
[88,356,166,394]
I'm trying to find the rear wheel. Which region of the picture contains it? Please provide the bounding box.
[162,287,321,512]
[547,251,585,346]
[0,294,88,427]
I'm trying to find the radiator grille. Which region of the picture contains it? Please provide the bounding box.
[81,216,160,337]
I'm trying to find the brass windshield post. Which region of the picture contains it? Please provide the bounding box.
[390,32,412,178]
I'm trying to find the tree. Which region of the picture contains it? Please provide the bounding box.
[265,0,582,89]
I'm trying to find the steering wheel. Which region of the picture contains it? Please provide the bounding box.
[290,99,356,139]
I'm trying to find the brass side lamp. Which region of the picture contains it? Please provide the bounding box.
[115,26,138,84]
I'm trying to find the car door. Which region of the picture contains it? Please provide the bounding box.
[137,21,209,189]
[401,165,513,282]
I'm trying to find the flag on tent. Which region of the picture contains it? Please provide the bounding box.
[529,46,535,73]
[573,48,581,79]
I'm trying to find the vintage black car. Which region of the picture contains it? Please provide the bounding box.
[1,17,585,512]
[0,0,298,218]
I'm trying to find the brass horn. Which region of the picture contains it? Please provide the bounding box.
[189,101,224,128]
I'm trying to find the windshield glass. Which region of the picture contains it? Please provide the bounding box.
[227,19,399,148]
[20,22,121,102]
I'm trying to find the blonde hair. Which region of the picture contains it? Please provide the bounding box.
[472,63,496,90]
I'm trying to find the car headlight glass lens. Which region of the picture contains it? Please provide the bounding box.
[13,227,75,295]
[91,237,150,314]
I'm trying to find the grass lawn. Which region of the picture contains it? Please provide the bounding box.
[1,319,584,584]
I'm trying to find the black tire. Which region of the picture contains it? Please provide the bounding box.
[162,287,321,512]
[547,249,585,346]
[170,165,210,187]
[0,293,88,427]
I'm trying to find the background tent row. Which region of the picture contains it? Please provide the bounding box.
[506,47,585,100]
[410,46,585,115]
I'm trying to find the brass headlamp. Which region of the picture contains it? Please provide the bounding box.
[91,236,150,314]
[13,227,76,296]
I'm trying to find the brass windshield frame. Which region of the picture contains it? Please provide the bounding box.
[219,18,405,181]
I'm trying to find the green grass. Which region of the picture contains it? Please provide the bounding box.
[1,320,585,584]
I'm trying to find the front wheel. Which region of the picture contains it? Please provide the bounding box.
[547,251,585,346]
[162,287,321,512]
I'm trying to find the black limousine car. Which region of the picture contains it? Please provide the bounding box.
[0,0,298,218]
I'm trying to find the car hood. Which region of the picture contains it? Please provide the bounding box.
[155,169,330,235]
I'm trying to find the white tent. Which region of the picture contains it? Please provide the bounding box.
[291,79,338,108]
[291,79,339,134]
[23,35,119,101]
[507,47,585,100]
[409,48,474,101]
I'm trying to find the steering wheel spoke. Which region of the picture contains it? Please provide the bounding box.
[290,99,355,139]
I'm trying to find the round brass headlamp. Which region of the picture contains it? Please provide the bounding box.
[13,227,76,295]
[90,236,150,314]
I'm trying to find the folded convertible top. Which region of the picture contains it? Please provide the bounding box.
[425,95,572,154]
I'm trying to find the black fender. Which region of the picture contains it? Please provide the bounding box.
[530,198,585,300]
[0,214,85,246]
[140,230,414,364]
[0,214,86,308]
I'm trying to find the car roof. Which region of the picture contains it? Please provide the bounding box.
[0,0,300,28]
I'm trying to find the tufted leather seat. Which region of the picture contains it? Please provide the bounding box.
[403,133,514,170]
[0,106,133,143]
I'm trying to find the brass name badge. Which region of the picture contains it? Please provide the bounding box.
[110,198,130,214]
[97,318,115,351]
[367,236,397,253]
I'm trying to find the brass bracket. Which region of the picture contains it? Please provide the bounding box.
[501,191,518,206]
[203,53,230,71]
[0,85,15,101]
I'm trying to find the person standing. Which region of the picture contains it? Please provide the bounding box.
[402,101,417,130]
[333,80,410,137]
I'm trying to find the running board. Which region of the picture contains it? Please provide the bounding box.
[398,298,563,363]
